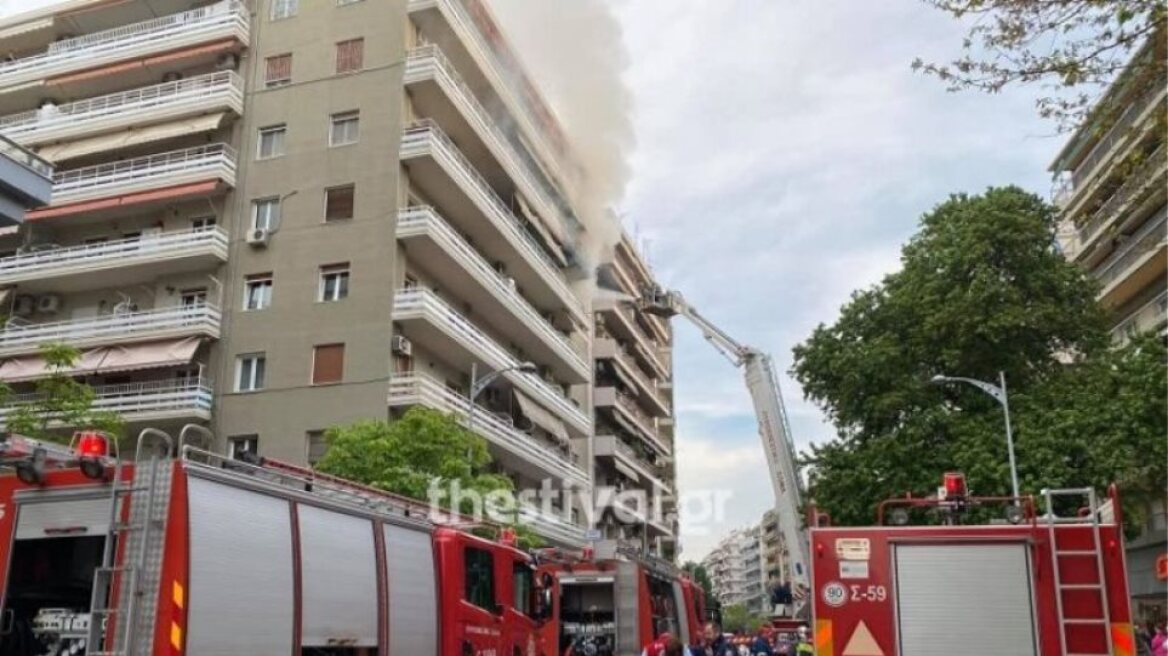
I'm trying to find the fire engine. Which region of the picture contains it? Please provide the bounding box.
[0,428,558,656]
[809,472,1136,656]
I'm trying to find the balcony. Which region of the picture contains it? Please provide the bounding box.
[388,373,588,488]
[392,288,591,434]
[0,228,228,293]
[0,376,213,427]
[594,435,669,492]
[0,71,244,149]
[1095,212,1167,309]
[0,304,221,357]
[0,1,249,96]
[400,121,583,324]
[404,46,567,242]
[594,337,670,417]
[594,297,669,379]
[1113,290,1168,346]
[1066,142,1167,259]
[594,386,668,456]
[44,144,236,212]
[516,504,586,548]
[397,207,588,383]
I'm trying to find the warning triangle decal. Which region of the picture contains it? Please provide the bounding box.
[842,620,884,656]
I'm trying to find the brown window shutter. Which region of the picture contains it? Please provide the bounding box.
[312,344,345,384]
[325,185,355,220]
[336,38,364,74]
[265,54,292,85]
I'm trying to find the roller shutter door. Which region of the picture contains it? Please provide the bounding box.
[385,524,437,655]
[895,543,1037,656]
[15,495,112,540]
[299,504,378,647]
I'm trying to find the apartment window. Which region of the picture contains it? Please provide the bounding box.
[270,0,298,20]
[257,125,286,160]
[252,198,281,231]
[311,343,345,385]
[324,185,355,221]
[265,53,292,87]
[228,435,259,460]
[335,38,364,74]
[319,263,350,302]
[181,289,207,307]
[329,111,360,147]
[306,430,328,465]
[244,274,273,310]
[191,216,216,231]
[236,353,266,392]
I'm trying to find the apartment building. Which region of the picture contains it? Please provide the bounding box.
[0,0,662,550]
[702,526,768,613]
[592,234,679,559]
[760,509,787,586]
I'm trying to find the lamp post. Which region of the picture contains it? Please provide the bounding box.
[930,371,1019,504]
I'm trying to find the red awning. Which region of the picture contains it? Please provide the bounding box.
[0,337,201,382]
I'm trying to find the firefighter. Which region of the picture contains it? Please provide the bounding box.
[793,626,813,655]
[692,622,736,656]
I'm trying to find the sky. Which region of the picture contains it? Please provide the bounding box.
[0,0,1067,561]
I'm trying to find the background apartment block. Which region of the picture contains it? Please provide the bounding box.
[0,0,678,551]
[702,526,769,614]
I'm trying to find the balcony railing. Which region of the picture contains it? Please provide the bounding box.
[516,503,586,547]
[1075,142,1167,249]
[393,288,591,433]
[51,144,236,206]
[0,134,52,178]
[1096,212,1167,293]
[609,342,669,414]
[388,373,588,487]
[0,1,249,91]
[0,304,220,355]
[400,121,582,318]
[1068,85,1166,192]
[1114,290,1168,346]
[405,46,566,228]
[0,228,228,285]
[0,71,244,146]
[605,436,669,490]
[0,377,213,426]
[397,207,587,376]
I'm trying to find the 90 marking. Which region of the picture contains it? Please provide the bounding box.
[849,584,887,602]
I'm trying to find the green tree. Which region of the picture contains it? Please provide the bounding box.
[0,343,124,441]
[682,561,716,602]
[792,187,1165,529]
[316,407,544,548]
[720,604,766,635]
[914,0,1166,128]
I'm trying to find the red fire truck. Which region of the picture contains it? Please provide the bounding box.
[0,428,557,656]
[809,473,1135,656]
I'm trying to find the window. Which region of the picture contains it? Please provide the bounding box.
[181,289,207,307]
[329,111,359,147]
[306,430,328,465]
[324,185,355,221]
[464,547,496,611]
[252,198,281,231]
[191,216,216,231]
[319,263,350,301]
[257,125,286,159]
[311,343,345,385]
[513,563,534,618]
[270,0,298,20]
[335,38,364,74]
[228,435,258,460]
[244,274,273,310]
[236,353,266,392]
[264,53,292,87]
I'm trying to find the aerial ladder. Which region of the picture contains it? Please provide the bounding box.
[639,284,810,618]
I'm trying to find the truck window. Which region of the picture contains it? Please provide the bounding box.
[465,547,496,611]
[513,563,534,617]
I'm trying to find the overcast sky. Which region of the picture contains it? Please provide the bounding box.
[0,0,1064,561]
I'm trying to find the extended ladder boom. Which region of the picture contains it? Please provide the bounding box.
[639,285,810,614]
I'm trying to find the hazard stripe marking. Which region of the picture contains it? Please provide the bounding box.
[842,620,883,656]
[1112,623,1134,656]
[815,619,833,654]
[170,623,183,651]
[172,581,184,609]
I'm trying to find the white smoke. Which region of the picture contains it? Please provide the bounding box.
[486,0,633,284]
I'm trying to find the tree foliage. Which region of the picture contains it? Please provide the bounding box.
[792,187,1165,531]
[316,407,544,548]
[0,343,124,441]
[682,561,716,603]
[720,604,767,635]
[914,0,1166,128]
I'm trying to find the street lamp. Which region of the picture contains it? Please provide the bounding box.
[930,371,1019,504]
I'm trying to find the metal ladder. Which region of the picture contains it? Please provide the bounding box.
[1042,487,1112,656]
[87,429,175,656]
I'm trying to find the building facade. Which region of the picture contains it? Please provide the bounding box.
[1049,35,1167,624]
[0,0,677,551]
[702,526,768,613]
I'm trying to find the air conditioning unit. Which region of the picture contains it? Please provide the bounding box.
[36,294,61,314]
[161,71,184,83]
[215,53,239,71]
[391,335,412,356]
[247,228,270,247]
[12,295,35,317]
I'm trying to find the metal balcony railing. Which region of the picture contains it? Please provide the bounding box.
[0,1,248,90]
[394,288,590,432]
[609,342,669,412]
[1075,142,1167,248]
[51,144,236,204]
[516,503,586,547]
[1096,212,1167,293]
[1069,85,1166,191]
[0,304,220,354]
[397,206,587,375]
[387,372,588,486]
[613,305,669,378]
[0,377,213,426]
[0,228,228,283]
[399,121,582,318]
[1114,290,1168,346]
[0,72,244,145]
[614,390,663,447]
